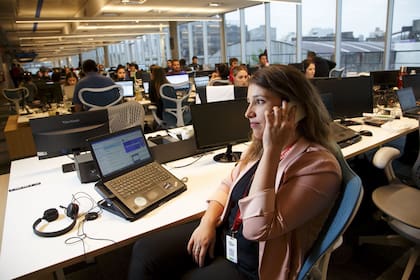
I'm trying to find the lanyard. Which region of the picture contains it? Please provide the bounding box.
[230,142,296,234]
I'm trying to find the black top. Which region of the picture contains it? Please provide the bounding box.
[221,161,259,279]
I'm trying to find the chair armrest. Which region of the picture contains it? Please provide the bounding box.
[372,147,401,169]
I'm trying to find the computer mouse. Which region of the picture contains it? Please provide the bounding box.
[359,130,373,137]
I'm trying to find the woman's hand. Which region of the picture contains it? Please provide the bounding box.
[187,221,217,267]
[262,100,297,153]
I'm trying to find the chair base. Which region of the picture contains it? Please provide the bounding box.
[358,234,413,247]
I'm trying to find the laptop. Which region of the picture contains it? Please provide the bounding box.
[331,122,362,148]
[397,87,420,118]
[115,80,134,97]
[88,126,187,216]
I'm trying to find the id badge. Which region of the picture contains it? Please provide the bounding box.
[226,235,238,263]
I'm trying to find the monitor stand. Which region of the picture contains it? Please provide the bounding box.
[213,144,241,163]
[61,151,80,173]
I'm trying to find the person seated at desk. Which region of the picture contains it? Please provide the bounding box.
[114,64,128,81]
[62,71,78,101]
[19,71,37,104]
[189,56,203,71]
[210,63,230,82]
[232,65,250,87]
[302,58,316,79]
[128,65,341,280]
[149,66,169,120]
[167,59,186,76]
[72,59,116,112]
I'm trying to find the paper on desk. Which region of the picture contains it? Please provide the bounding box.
[381,118,418,132]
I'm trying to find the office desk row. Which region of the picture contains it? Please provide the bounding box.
[0,117,418,279]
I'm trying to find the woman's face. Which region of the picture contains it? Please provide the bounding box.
[117,68,126,79]
[245,83,283,140]
[305,63,315,79]
[233,70,249,87]
[67,77,77,85]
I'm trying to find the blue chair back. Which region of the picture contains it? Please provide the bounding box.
[160,82,192,127]
[297,148,363,280]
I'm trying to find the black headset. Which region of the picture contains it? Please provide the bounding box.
[32,203,79,238]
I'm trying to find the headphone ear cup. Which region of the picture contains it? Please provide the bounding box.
[43,208,59,222]
[66,203,79,219]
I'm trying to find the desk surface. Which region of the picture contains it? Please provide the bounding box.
[0,147,238,279]
[0,117,418,279]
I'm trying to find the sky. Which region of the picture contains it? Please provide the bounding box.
[241,0,419,40]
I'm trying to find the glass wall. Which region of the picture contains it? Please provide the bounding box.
[392,0,420,70]
[225,10,241,63]
[36,1,420,75]
[342,0,387,73]
[269,2,297,64]
[244,4,266,66]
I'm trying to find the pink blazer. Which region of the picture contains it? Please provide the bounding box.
[209,138,342,280]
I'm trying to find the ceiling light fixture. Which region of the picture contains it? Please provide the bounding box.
[121,0,147,4]
[208,2,221,7]
[16,16,221,24]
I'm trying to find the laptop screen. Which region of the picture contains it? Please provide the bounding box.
[194,76,209,87]
[90,127,152,178]
[166,74,189,84]
[115,80,134,97]
[397,87,417,111]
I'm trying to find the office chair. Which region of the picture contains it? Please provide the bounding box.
[149,81,192,128]
[107,101,145,133]
[298,147,364,280]
[2,87,29,114]
[358,145,420,280]
[78,84,123,110]
[329,67,345,78]
[208,79,230,86]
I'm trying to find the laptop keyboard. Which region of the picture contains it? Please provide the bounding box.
[107,163,171,199]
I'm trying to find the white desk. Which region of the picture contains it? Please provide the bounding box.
[340,117,418,159]
[0,117,418,279]
[0,147,238,279]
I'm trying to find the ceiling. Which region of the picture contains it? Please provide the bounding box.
[0,0,263,62]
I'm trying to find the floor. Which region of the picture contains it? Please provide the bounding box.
[0,101,419,279]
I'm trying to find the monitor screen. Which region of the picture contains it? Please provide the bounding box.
[115,80,134,97]
[194,76,210,88]
[166,74,189,84]
[190,99,251,162]
[403,74,420,100]
[311,76,374,119]
[370,70,399,89]
[30,110,109,160]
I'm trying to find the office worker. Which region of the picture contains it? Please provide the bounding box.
[149,66,169,119]
[229,57,239,83]
[210,63,230,82]
[167,59,186,75]
[62,71,78,101]
[302,59,316,79]
[72,59,115,112]
[114,64,128,81]
[232,65,250,87]
[128,65,341,280]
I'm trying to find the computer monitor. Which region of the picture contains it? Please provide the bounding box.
[407,67,420,75]
[165,74,189,84]
[194,76,210,88]
[30,109,109,160]
[195,86,248,104]
[370,70,399,89]
[311,76,374,119]
[403,74,420,100]
[115,80,134,97]
[190,99,251,163]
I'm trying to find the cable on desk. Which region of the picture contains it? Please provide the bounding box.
[166,154,205,169]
